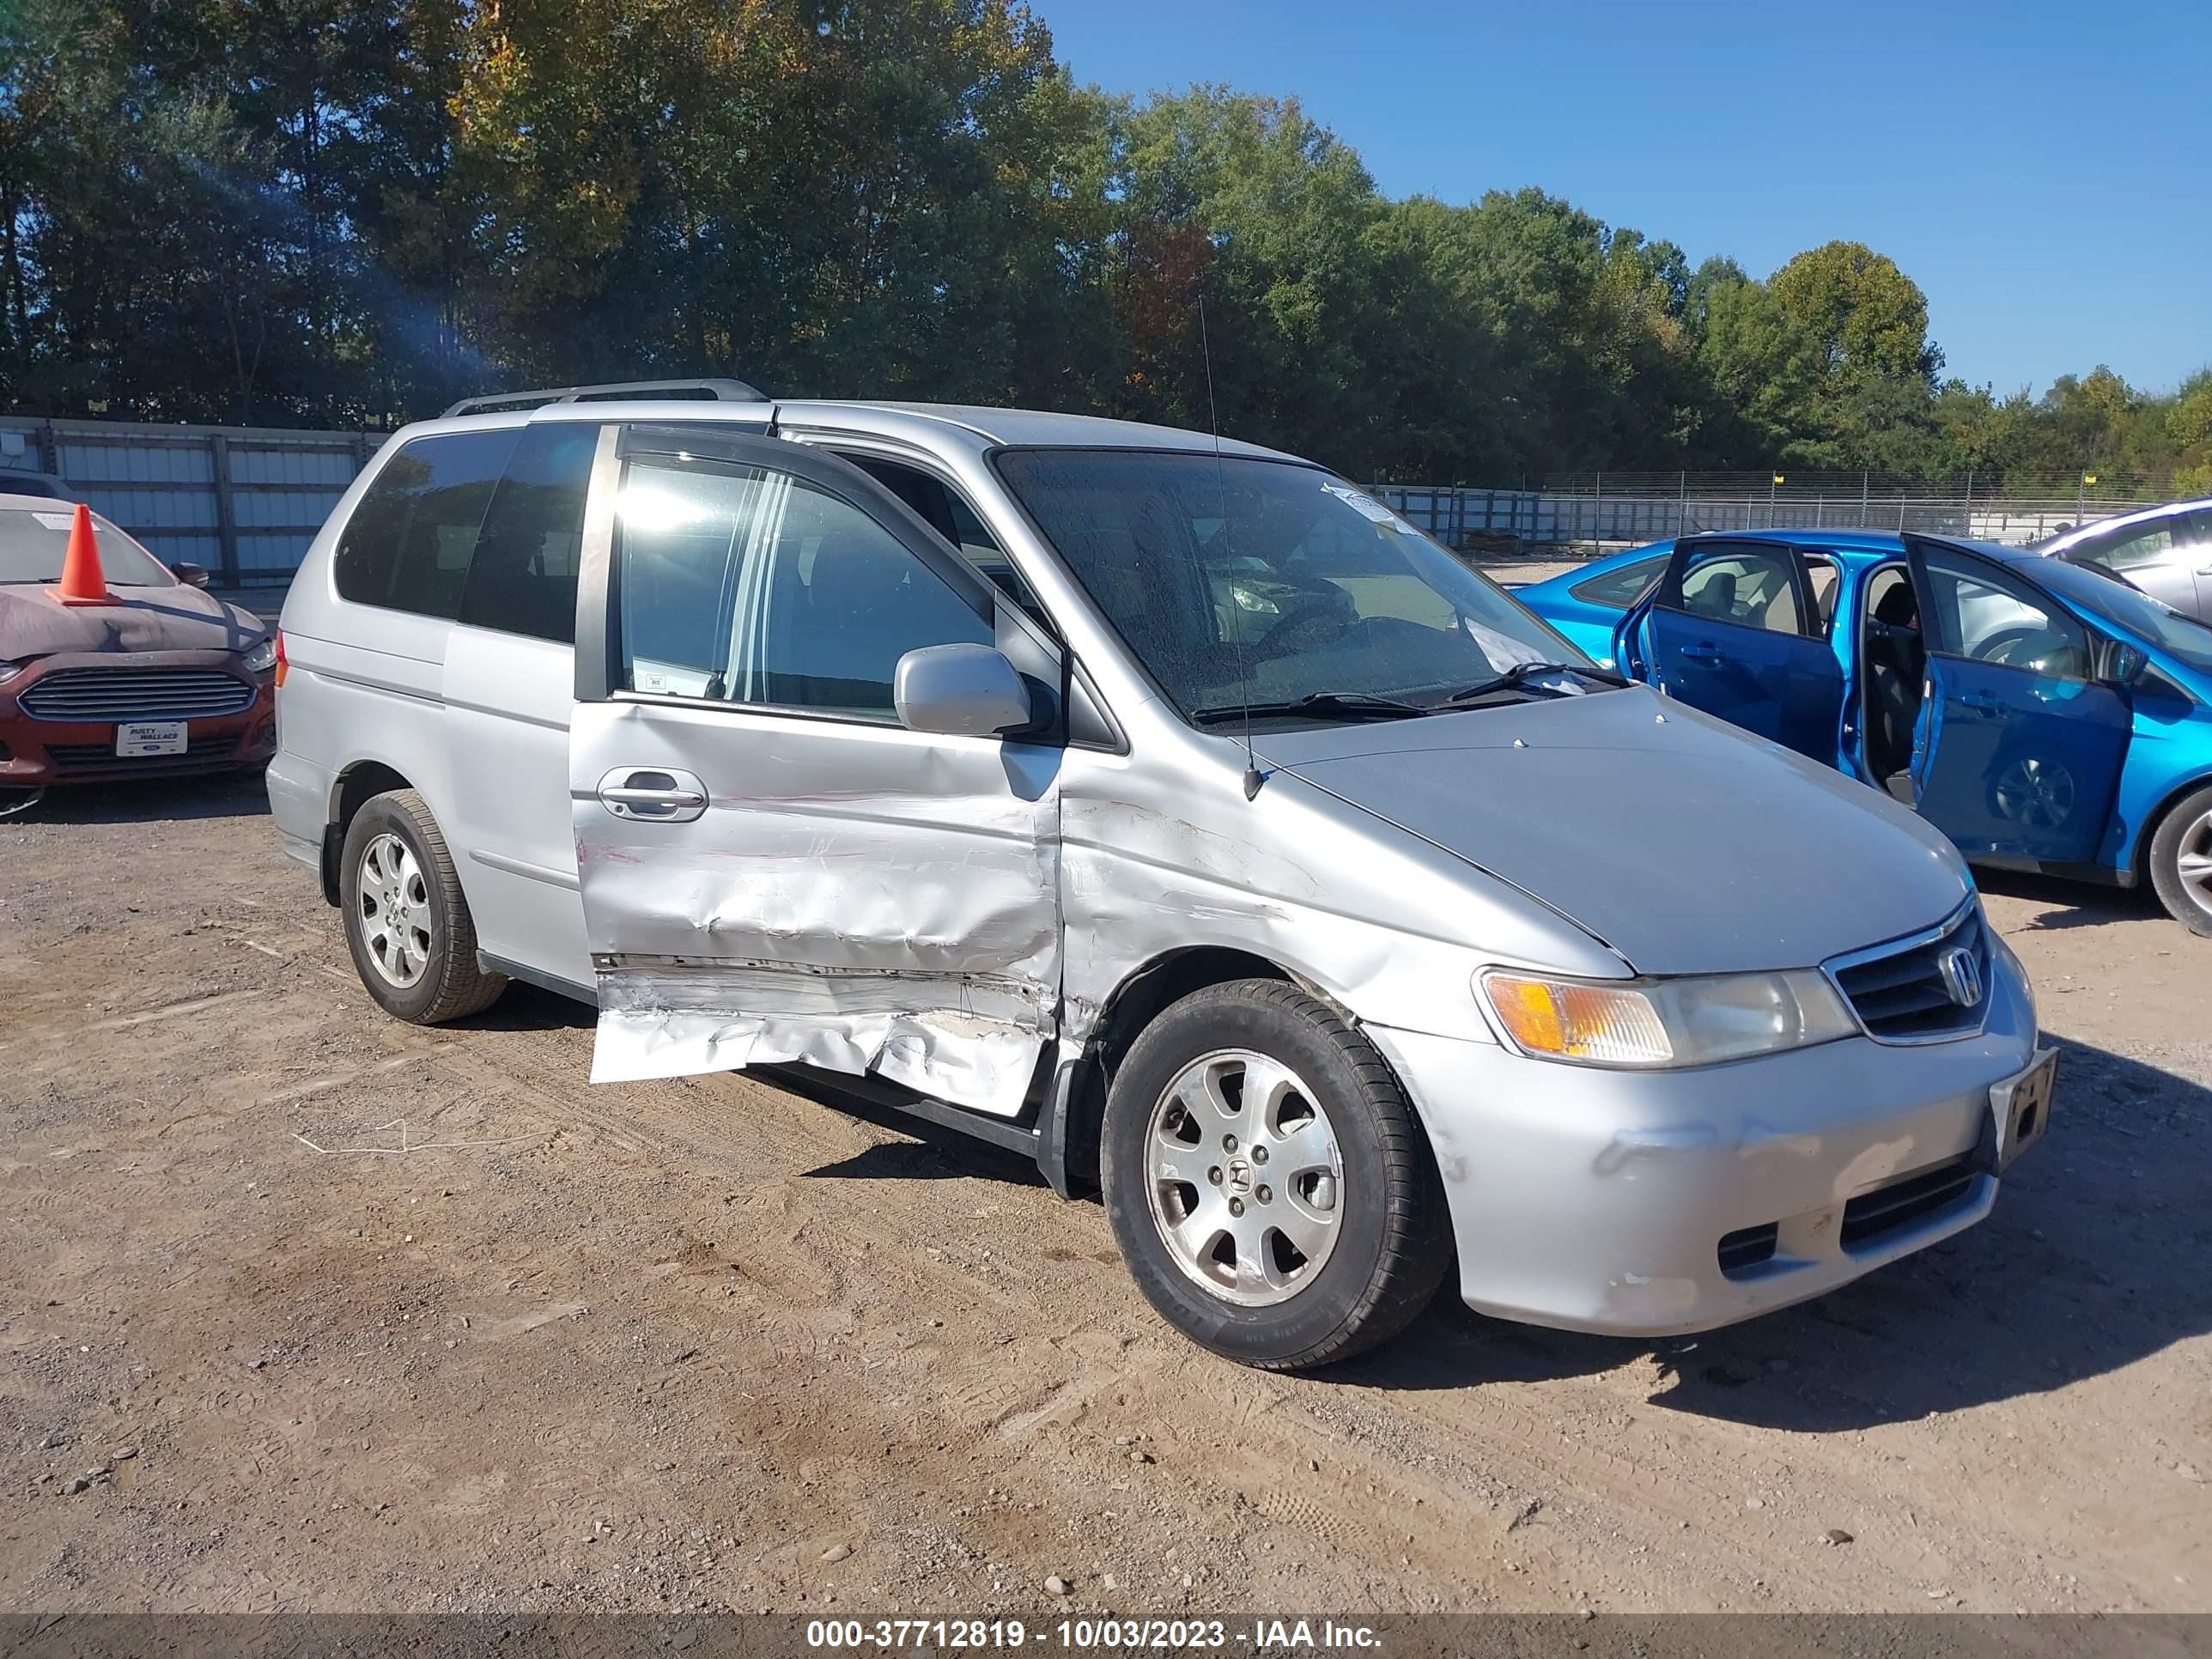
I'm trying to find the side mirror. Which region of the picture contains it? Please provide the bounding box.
[170,562,210,589]
[2102,641,2147,686]
[893,643,1033,738]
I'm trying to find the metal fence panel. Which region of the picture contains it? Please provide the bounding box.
[0,415,374,587]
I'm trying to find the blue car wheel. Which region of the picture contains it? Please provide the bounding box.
[2148,783,2212,937]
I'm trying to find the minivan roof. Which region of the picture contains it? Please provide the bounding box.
[776,400,1297,459]
[411,394,1304,465]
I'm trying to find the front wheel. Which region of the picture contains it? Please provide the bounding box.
[2148,784,2212,937]
[1100,980,1450,1370]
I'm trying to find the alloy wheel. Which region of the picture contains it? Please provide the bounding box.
[2174,809,2212,921]
[1144,1048,1345,1307]
[357,832,433,988]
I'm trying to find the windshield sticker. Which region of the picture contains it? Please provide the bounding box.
[1322,481,1413,532]
[31,511,75,531]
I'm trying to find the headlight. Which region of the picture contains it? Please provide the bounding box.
[0,659,22,685]
[1479,967,1858,1068]
[1230,585,1279,615]
[241,635,276,673]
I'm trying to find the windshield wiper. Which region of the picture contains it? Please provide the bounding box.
[1442,660,1628,706]
[1190,690,1429,725]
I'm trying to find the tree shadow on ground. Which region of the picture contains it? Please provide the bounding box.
[1975,866,2167,931]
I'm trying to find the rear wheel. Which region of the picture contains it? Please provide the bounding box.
[2148,784,2212,937]
[1100,980,1450,1370]
[339,789,507,1022]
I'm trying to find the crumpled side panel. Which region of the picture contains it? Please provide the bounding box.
[571,700,1064,1119]
[1054,761,1626,1050]
[591,962,1049,1117]
[573,794,1060,982]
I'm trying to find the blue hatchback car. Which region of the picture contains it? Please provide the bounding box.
[1517,529,2212,933]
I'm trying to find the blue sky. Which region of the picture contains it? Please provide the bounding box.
[1036,0,2209,398]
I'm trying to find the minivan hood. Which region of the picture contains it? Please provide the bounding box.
[1255,688,1971,976]
[0,581,264,659]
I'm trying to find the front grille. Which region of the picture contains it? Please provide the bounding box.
[1717,1222,1779,1278]
[19,666,254,723]
[1830,906,1990,1042]
[1840,1155,1978,1249]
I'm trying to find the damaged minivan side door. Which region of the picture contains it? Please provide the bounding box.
[568,422,1068,1118]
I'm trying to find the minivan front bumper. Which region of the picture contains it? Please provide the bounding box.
[1364,947,2040,1337]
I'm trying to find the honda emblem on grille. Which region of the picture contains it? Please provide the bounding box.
[1936,946,1983,1008]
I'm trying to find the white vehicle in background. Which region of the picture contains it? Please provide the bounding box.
[2037,499,2212,624]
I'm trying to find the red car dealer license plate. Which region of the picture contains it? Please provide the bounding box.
[115,721,187,757]
[1988,1047,2057,1171]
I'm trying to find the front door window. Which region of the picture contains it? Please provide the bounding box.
[614,459,993,714]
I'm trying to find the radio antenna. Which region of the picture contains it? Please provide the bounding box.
[1199,298,1264,801]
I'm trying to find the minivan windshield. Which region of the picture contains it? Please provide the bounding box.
[0,507,173,586]
[995,449,1602,717]
[2036,556,2212,675]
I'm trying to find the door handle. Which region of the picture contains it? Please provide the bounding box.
[1957,692,2006,716]
[596,767,708,823]
[1680,642,1726,665]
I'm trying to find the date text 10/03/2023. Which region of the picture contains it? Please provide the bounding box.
[803,1618,1382,1650]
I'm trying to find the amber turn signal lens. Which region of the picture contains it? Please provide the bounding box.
[1481,973,1675,1066]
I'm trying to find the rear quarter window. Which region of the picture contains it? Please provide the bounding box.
[1568,554,1664,610]
[456,424,600,644]
[334,429,520,620]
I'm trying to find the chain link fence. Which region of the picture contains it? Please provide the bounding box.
[0,410,2177,579]
[1373,476,2164,554]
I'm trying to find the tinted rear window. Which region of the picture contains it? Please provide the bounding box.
[457,424,599,644]
[1568,553,1665,610]
[334,430,520,619]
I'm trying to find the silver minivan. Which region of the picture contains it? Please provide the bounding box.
[268,381,2055,1370]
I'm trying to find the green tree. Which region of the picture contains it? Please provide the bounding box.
[0,0,2198,496]
[2169,369,2212,495]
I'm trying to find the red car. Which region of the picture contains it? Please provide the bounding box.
[0,492,276,810]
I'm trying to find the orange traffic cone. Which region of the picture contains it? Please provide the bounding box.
[52,501,111,605]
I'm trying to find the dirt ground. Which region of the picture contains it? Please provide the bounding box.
[1,766,2208,1619]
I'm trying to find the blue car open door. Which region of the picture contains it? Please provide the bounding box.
[1903,536,2132,866]
[1613,536,1844,763]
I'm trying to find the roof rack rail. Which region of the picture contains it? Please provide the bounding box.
[442,378,768,419]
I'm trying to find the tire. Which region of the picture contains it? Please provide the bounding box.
[1099,979,1450,1370]
[2147,783,2212,938]
[338,789,507,1023]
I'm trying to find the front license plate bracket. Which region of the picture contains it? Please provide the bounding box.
[1980,1046,2057,1173]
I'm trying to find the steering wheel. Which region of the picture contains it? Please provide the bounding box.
[1973,625,2068,671]
[1253,595,1356,661]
